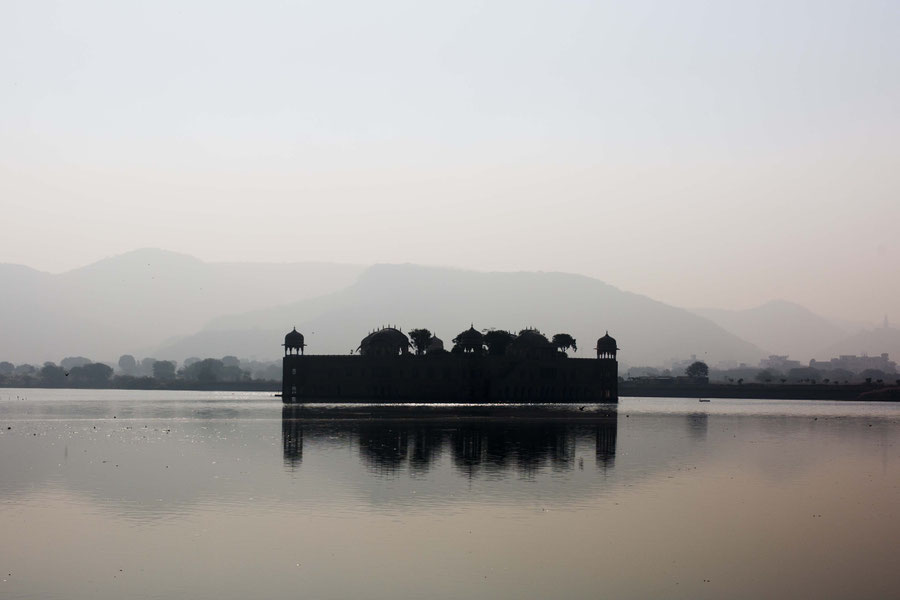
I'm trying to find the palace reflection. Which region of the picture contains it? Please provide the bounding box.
[282,406,617,476]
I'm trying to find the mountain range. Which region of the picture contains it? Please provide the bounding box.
[691,301,849,361]
[159,263,765,366]
[0,249,363,363]
[1,249,894,368]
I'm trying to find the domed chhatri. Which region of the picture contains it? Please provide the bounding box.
[507,329,556,360]
[359,326,410,357]
[426,335,445,354]
[283,328,306,355]
[452,325,484,354]
[595,332,618,359]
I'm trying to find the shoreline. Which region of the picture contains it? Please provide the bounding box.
[0,381,280,392]
[2,381,898,401]
[619,381,894,401]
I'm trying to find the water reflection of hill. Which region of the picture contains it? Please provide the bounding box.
[281,406,618,476]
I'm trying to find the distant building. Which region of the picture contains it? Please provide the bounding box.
[628,375,708,386]
[669,354,698,374]
[759,355,803,371]
[809,353,897,374]
[282,326,619,403]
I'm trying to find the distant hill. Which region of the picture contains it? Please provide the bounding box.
[0,249,364,363]
[158,264,766,366]
[692,300,848,361]
[817,327,900,361]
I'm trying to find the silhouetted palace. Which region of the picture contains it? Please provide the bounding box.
[282,326,618,403]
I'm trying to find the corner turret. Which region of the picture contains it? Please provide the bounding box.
[284,328,306,356]
[595,332,618,359]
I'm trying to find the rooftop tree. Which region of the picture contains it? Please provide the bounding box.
[551,333,577,355]
[408,328,433,356]
[483,329,515,355]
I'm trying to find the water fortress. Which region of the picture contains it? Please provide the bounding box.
[282,326,619,403]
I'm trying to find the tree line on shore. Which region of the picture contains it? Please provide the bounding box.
[0,354,283,389]
[6,351,896,390]
[628,362,899,386]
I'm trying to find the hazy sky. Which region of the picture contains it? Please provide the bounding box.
[2,0,898,322]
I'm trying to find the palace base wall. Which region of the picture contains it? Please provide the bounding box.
[283,354,617,404]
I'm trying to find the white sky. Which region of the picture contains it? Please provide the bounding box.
[2,0,898,322]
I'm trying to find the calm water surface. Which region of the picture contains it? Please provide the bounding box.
[1,389,899,599]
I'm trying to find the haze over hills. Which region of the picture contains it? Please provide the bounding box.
[691,301,850,362]
[0,249,364,363]
[818,326,900,363]
[157,264,766,367]
[7,249,895,370]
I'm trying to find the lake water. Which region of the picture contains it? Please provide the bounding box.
[1,389,899,599]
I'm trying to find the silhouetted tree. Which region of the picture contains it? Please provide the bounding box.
[183,358,224,382]
[483,329,515,356]
[829,368,854,382]
[256,363,281,380]
[221,365,248,382]
[685,361,709,378]
[61,356,92,371]
[860,369,887,382]
[408,329,433,356]
[629,366,661,378]
[0,361,14,376]
[755,369,775,383]
[184,357,201,368]
[788,367,822,382]
[139,357,157,377]
[153,360,176,380]
[551,333,577,355]
[221,355,240,368]
[69,363,113,387]
[40,362,66,386]
[15,364,36,376]
[118,354,137,374]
